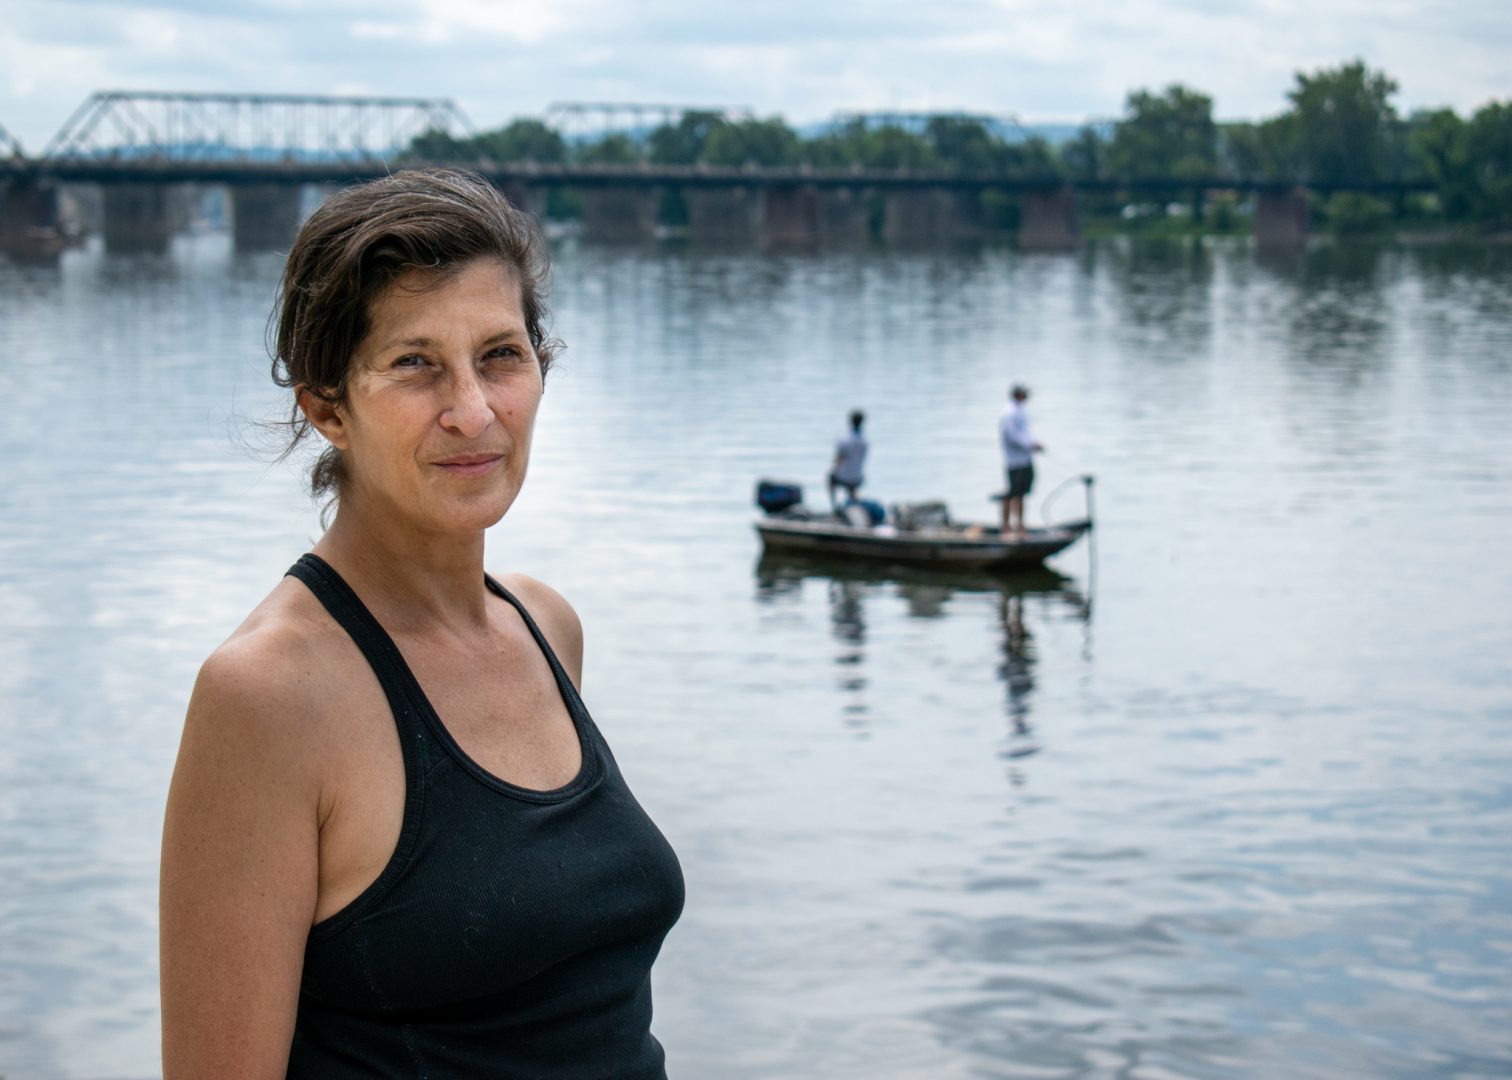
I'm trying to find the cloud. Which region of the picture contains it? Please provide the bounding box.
[1,0,1506,150]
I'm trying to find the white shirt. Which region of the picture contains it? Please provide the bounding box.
[833,431,867,485]
[999,401,1035,468]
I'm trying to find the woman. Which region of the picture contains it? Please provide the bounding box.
[160,170,684,1078]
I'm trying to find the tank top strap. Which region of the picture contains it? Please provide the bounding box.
[483,574,596,735]
[285,553,436,759]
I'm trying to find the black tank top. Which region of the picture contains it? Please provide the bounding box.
[283,554,684,1079]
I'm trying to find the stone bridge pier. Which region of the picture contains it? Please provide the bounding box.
[814,188,871,248]
[882,189,983,246]
[684,186,763,246]
[760,184,817,249]
[102,184,183,254]
[1018,186,1080,251]
[230,184,304,251]
[760,185,870,249]
[580,186,659,243]
[1254,187,1308,248]
[1,178,62,260]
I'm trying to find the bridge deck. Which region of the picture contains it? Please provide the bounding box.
[0,157,1430,195]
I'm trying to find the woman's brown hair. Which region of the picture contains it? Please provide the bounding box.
[272,168,559,498]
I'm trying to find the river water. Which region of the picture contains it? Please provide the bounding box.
[1,233,1510,1079]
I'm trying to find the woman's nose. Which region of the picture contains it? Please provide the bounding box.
[440,369,493,438]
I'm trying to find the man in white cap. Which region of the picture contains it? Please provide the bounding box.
[999,385,1043,537]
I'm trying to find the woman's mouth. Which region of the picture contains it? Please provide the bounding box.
[434,453,503,478]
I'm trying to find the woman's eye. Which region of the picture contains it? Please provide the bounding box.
[485,346,523,362]
[394,354,427,368]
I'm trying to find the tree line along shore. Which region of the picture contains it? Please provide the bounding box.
[404,60,1510,240]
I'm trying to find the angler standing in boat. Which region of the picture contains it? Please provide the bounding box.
[999,385,1044,537]
[828,409,868,512]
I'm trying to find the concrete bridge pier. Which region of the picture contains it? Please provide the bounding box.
[580,186,659,243]
[685,186,762,246]
[759,185,872,249]
[1254,187,1308,248]
[1,178,63,261]
[882,188,981,246]
[103,184,179,254]
[760,184,818,250]
[1018,186,1080,251]
[816,187,871,247]
[231,184,303,251]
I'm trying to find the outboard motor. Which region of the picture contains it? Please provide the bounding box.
[756,479,804,515]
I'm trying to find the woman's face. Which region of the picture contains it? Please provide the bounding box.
[311,257,544,537]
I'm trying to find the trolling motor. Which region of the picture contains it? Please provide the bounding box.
[1042,474,1096,532]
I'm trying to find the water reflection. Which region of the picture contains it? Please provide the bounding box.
[1098,236,1216,351]
[1256,237,1389,288]
[754,553,1090,744]
[1400,244,1512,373]
[998,591,1035,748]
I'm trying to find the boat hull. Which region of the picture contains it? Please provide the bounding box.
[755,518,1091,569]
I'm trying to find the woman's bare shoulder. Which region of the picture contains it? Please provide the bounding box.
[494,573,584,682]
[187,576,348,752]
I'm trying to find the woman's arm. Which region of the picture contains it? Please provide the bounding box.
[160,634,324,1079]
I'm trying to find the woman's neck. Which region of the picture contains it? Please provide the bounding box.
[311,499,493,634]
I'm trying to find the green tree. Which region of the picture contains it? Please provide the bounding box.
[406,127,465,160]
[1221,116,1300,181]
[1061,125,1107,180]
[1107,84,1217,179]
[864,125,938,168]
[1011,136,1061,178]
[1408,108,1471,217]
[1463,100,1512,226]
[1323,192,1393,233]
[923,116,1001,172]
[1285,59,1399,184]
[575,133,640,165]
[804,119,938,169]
[647,111,727,164]
[471,119,567,163]
[920,117,1062,177]
[702,117,802,167]
[404,120,567,164]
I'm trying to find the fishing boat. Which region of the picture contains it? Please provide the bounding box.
[753,476,1094,571]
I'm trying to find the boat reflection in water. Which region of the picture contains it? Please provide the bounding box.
[753,551,1091,764]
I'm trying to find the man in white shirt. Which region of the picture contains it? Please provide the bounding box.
[999,385,1044,537]
[829,410,868,512]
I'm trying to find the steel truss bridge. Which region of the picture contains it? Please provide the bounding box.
[0,91,1431,257]
[36,90,470,164]
[1,90,1428,196]
[1,120,24,159]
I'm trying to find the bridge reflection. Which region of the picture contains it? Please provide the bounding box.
[753,552,1091,765]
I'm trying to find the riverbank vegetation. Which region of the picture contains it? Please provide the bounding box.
[408,60,1511,237]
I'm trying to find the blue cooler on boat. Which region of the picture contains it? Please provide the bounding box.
[756,479,804,514]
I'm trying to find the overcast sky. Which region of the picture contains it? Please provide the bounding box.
[2,0,1506,150]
